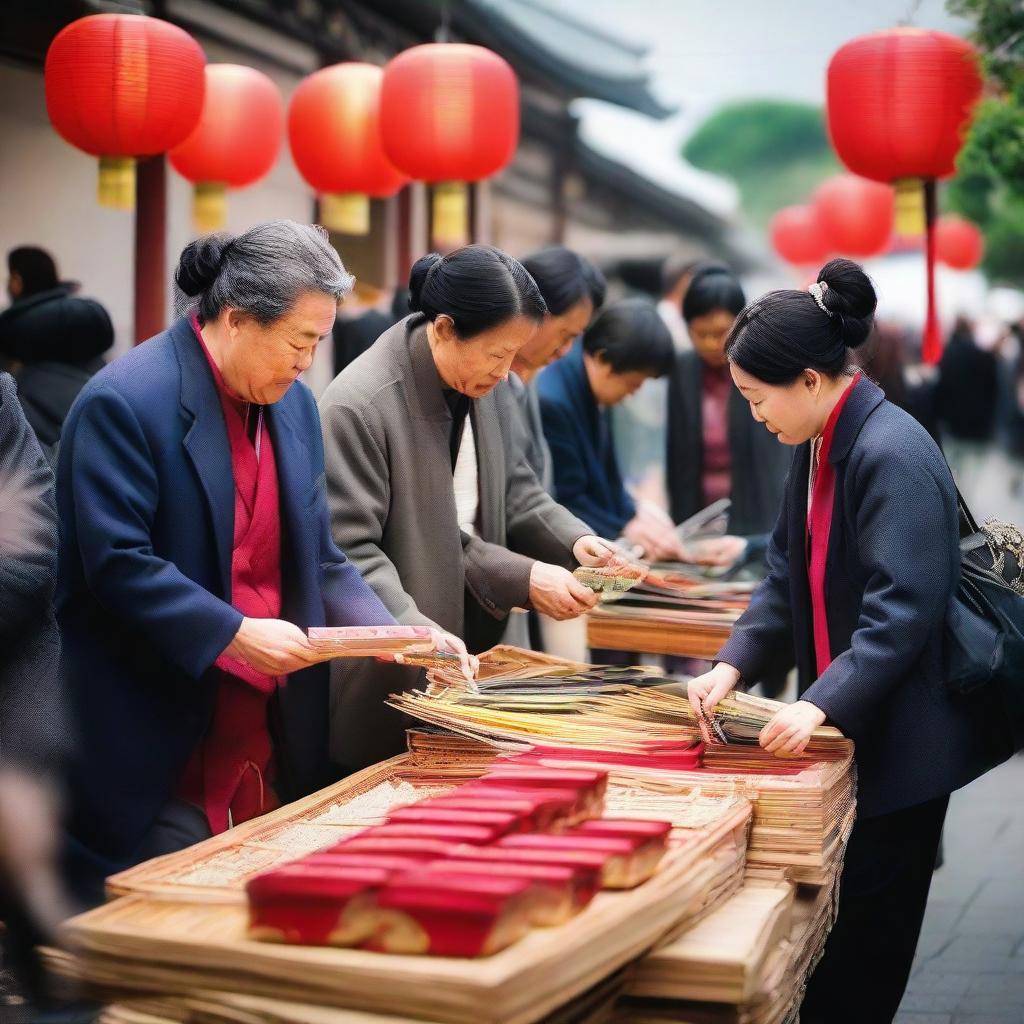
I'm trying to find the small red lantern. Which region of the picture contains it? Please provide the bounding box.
[45,13,205,210]
[813,175,894,257]
[381,43,519,246]
[288,62,407,236]
[770,205,831,267]
[827,28,983,363]
[935,215,984,270]
[170,65,284,232]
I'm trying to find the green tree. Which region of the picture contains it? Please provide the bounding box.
[683,100,840,230]
[946,0,1024,285]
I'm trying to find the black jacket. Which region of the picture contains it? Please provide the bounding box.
[717,376,1010,818]
[667,350,791,535]
[935,329,999,442]
[0,373,65,775]
[0,287,113,448]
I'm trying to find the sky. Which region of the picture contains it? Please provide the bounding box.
[555,0,971,216]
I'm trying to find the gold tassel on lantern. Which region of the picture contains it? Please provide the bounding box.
[98,156,135,210]
[432,181,469,248]
[193,182,227,232]
[894,178,926,236]
[320,194,370,235]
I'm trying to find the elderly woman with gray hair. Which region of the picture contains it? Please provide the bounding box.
[55,221,450,905]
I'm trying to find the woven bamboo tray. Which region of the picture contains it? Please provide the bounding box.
[61,800,752,1024]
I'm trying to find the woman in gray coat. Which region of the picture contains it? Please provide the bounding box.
[320,245,622,771]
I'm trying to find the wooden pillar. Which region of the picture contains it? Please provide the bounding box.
[134,155,167,344]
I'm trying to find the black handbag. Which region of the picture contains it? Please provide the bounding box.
[945,488,1024,750]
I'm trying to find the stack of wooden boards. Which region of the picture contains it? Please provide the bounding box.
[586,568,755,658]
[50,647,853,1024]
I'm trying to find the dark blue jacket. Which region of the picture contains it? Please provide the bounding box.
[717,376,1010,818]
[537,342,635,541]
[56,318,394,893]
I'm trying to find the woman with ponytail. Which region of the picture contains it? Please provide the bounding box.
[320,245,622,770]
[688,259,1009,1022]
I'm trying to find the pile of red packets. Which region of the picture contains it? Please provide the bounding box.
[246,766,671,958]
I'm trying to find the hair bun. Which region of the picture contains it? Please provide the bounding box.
[816,257,877,349]
[175,233,234,297]
[408,252,443,313]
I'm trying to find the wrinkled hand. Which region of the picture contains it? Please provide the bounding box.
[686,535,748,568]
[529,561,599,620]
[224,617,318,676]
[759,700,827,756]
[572,535,627,570]
[687,662,741,720]
[396,628,479,685]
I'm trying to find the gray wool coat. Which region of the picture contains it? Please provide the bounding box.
[319,314,591,771]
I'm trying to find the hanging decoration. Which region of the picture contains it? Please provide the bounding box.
[380,43,519,246]
[170,64,284,232]
[813,175,894,257]
[827,28,983,362]
[769,205,831,268]
[288,62,407,235]
[45,13,205,210]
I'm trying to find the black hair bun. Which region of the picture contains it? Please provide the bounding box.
[408,252,443,313]
[817,257,877,349]
[175,233,234,297]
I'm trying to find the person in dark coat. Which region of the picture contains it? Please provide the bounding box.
[538,298,684,557]
[666,263,791,548]
[689,259,1011,1024]
[0,246,113,451]
[55,221,424,907]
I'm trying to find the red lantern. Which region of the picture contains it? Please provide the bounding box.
[813,175,894,257]
[770,205,831,267]
[935,215,984,270]
[170,65,284,232]
[380,43,519,246]
[45,14,205,210]
[827,28,983,363]
[288,63,407,236]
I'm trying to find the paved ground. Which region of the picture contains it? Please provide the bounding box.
[895,752,1024,1024]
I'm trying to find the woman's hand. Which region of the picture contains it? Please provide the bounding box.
[685,535,748,568]
[572,535,627,569]
[687,661,741,719]
[759,700,827,756]
[224,617,318,675]
[530,561,599,620]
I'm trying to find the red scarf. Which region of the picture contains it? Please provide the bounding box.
[807,373,860,677]
[177,316,283,833]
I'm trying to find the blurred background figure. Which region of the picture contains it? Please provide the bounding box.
[935,316,999,496]
[657,253,700,353]
[667,263,791,547]
[0,246,113,454]
[538,297,683,559]
[331,280,397,377]
[512,246,606,492]
[0,371,72,1013]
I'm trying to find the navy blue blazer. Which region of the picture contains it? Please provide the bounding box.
[717,375,1010,818]
[56,318,394,891]
[537,342,636,541]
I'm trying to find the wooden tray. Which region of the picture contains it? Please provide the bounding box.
[586,606,733,659]
[62,803,752,1024]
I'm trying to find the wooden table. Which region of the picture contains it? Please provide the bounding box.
[587,605,734,660]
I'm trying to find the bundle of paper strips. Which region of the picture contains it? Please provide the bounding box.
[616,879,838,1024]
[573,563,647,594]
[393,648,855,885]
[54,790,751,1024]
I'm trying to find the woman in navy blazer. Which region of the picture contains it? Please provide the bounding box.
[55,222,460,905]
[689,259,1010,1023]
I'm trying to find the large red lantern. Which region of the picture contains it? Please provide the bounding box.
[288,62,407,236]
[813,175,894,257]
[770,205,831,268]
[935,215,984,270]
[170,65,284,232]
[45,14,205,210]
[380,43,519,246]
[827,28,983,362]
